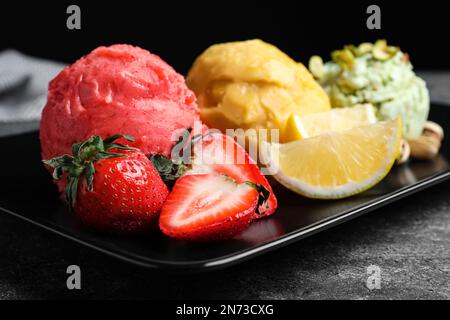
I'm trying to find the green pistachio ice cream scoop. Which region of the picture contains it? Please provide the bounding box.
[309,40,430,139]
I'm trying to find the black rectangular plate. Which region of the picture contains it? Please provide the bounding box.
[1,103,449,272]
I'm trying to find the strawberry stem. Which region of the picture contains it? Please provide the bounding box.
[150,128,204,185]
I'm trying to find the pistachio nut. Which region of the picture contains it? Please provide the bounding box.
[422,121,444,141]
[408,135,441,160]
[372,39,399,61]
[374,39,388,50]
[331,48,355,69]
[358,42,373,55]
[336,78,359,94]
[309,55,324,79]
[344,44,360,57]
[396,139,411,165]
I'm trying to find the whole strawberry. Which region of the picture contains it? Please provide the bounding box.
[43,134,169,233]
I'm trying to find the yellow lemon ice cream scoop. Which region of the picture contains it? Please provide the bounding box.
[187,39,331,142]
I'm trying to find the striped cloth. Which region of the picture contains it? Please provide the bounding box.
[0,49,65,122]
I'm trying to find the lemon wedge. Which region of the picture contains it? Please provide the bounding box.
[282,104,376,142]
[262,118,402,199]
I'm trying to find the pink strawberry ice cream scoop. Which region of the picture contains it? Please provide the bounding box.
[40,44,199,191]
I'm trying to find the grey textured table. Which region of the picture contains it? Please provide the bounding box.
[0,72,449,300]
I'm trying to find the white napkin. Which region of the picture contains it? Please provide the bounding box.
[0,49,65,122]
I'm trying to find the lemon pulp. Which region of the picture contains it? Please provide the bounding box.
[283,104,377,142]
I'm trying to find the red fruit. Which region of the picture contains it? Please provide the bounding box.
[192,132,277,218]
[159,174,258,241]
[43,134,169,233]
[75,150,168,233]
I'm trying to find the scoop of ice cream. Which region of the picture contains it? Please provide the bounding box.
[187,39,330,142]
[310,40,430,139]
[40,44,199,190]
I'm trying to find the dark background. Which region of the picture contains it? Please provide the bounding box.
[1,1,450,301]
[1,1,449,72]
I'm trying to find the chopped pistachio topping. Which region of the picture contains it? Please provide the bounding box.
[372,39,399,61]
[329,40,400,65]
[358,42,373,54]
[331,48,355,69]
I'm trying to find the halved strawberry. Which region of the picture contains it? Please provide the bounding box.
[159,174,258,241]
[192,132,277,218]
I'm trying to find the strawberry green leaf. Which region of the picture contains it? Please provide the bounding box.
[53,166,64,180]
[43,155,75,180]
[66,176,79,210]
[150,129,207,184]
[42,155,74,168]
[103,134,135,145]
[150,154,187,184]
[104,143,136,151]
[103,134,135,151]
[94,151,126,160]
[85,162,95,192]
[72,142,82,156]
